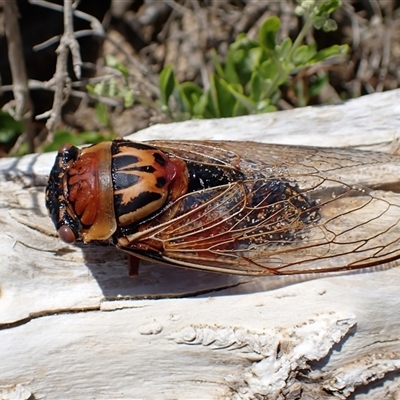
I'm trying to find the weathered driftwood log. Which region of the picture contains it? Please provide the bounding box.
[1,89,400,400]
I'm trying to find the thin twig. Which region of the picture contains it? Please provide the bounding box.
[192,0,210,90]
[164,0,192,16]
[377,19,392,92]
[29,0,103,36]
[2,78,157,119]
[1,57,161,119]
[46,0,82,136]
[29,0,159,94]
[2,0,35,154]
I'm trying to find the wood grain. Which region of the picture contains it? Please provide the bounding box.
[1,89,400,399]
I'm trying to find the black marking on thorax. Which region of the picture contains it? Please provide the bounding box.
[186,161,245,192]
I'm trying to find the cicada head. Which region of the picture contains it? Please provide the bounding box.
[45,143,82,243]
[46,139,186,245]
[45,141,117,244]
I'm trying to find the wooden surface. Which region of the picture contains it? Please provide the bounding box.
[1,89,400,399]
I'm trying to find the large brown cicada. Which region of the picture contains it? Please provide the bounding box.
[45,138,400,275]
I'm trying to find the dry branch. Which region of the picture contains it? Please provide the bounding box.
[2,0,35,154]
[44,0,81,135]
[1,90,400,399]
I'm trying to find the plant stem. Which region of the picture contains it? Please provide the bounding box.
[264,9,315,100]
[288,11,315,60]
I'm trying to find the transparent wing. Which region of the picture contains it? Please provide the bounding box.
[121,141,400,275]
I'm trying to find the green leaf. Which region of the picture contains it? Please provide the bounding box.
[246,47,264,74]
[275,37,292,60]
[0,111,23,143]
[291,45,317,66]
[314,0,342,16]
[213,75,233,117]
[209,74,239,118]
[159,64,176,106]
[42,130,83,152]
[226,84,257,114]
[174,86,190,115]
[0,129,17,144]
[258,58,280,80]
[42,130,114,153]
[95,102,111,127]
[225,35,261,86]
[106,54,129,78]
[176,82,203,115]
[250,71,264,102]
[15,142,28,157]
[322,19,338,32]
[293,79,307,107]
[259,16,280,51]
[211,48,225,79]
[86,84,96,95]
[154,8,347,121]
[250,57,281,103]
[309,72,329,98]
[167,81,203,120]
[0,128,20,144]
[79,131,114,144]
[123,89,134,108]
[89,80,110,97]
[310,44,348,63]
[108,79,118,97]
[192,92,209,118]
[208,75,220,118]
[256,99,277,113]
[224,50,241,85]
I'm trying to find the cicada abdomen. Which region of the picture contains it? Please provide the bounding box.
[46,138,400,276]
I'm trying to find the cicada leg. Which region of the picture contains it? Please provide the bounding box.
[128,255,141,277]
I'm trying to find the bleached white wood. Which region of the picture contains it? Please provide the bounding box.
[1,89,400,399]
[132,88,400,151]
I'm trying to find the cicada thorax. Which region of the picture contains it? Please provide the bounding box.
[110,140,188,227]
[45,139,188,244]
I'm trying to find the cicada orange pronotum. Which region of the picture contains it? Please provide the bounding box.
[45,138,400,275]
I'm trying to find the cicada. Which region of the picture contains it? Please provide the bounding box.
[45,138,400,275]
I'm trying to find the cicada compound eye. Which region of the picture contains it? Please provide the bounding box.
[58,225,76,244]
[58,143,73,153]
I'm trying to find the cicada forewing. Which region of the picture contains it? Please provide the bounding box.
[114,141,400,275]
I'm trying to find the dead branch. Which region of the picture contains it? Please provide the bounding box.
[44,0,82,136]
[2,0,35,154]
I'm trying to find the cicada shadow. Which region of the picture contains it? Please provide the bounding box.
[78,242,393,299]
[78,242,293,298]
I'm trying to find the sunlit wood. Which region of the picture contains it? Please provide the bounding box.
[1,89,400,399]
